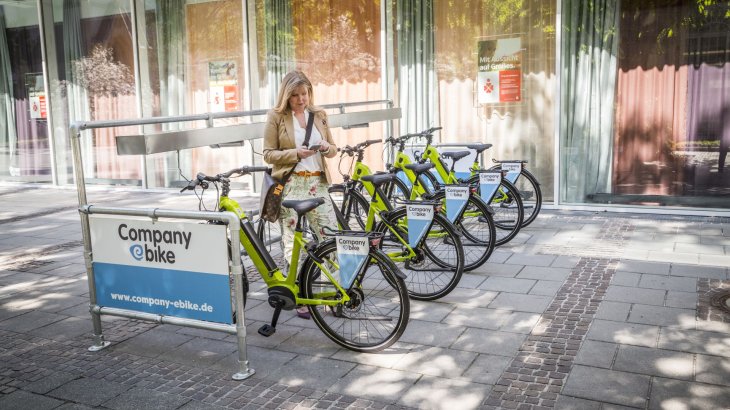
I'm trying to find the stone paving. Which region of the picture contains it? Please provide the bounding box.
[0,184,729,409]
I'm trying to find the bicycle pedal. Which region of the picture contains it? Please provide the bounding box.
[258,324,276,337]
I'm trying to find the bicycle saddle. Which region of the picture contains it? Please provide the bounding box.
[404,162,435,175]
[465,143,492,154]
[441,150,471,161]
[281,197,325,216]
[360,173,397,187]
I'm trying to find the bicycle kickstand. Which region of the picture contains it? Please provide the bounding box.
[258,301,284,337]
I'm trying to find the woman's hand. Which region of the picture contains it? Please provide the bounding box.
[316,140,330,153]
[297,147,316,159]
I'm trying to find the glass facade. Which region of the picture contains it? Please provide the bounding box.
[0,0,728,212]
[560,0,730,208]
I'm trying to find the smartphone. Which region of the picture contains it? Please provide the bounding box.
[307,144,323,151]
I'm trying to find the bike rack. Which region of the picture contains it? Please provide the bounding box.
[70,101,401,381]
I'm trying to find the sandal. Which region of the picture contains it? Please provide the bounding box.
[296,306,311,320]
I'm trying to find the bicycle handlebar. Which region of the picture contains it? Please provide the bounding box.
[179,165,269,192]
[386,126,443,146]
[338,138,382,156]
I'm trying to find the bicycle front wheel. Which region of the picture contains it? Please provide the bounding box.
[328,185,370,230]
[299,240,410,353]
[375,208,464,300]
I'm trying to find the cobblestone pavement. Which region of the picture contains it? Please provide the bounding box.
[0,184,729,409]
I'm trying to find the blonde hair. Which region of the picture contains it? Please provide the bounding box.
[273,70,323,114]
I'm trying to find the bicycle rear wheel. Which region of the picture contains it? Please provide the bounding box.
[375,208,464,300]
[299,240,410,352]
[487,166,542,228]
[463,178,524,246]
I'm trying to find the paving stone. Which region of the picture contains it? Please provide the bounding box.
[399,320,466,348]
[23,371,79,394]
[639,274,697,292]
[516,266,571,282]
[658,328,730,356]
[451,328,526,356]
[266,355,357,388]
[553,395,602,410]
[0,390,64,410]
[326,365,420,402]
[649,377,730,410]
[498,312,540,334]
[477,277,536,293]
[670,264,726,279]
[157,337,238,368]
[103,386,190,410]
[399,375,490,410]
[433,288,499,308]
[562,365,650,408]
[613,345,694,380]
[470,262,523,277]
[594,301,631,321]
[442,306,508,330]
[675,243,725,255]
[616,260,670,275]
[648,251,699,265]
[550,255,580,269]
[407,300,454,322]
[331,342,413,369]
[574,340,617,369]
[208,345,296,380]
[695,354,730,386]
[627,304,696,328]
[271,327,343,357]
[111,328,194,358]
[48,378,129,407]
[0,310,68,332]
[665,291,698,309]
[586,320,660,348]
[391,346,478,378]
[28,317,91,341]
[505,253,556,267]
[487,293,552,313]
[461,354,512,385]
[604,285,666,306]
[610,271,641,287]
[528,280,562,297]
[57,403,97,410]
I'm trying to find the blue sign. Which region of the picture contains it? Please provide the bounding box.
[406,204,434,247]
[445,186,470,223]
[502,162,521,184]
[94,263,232,323]
[479,171,502,202]
[336,236,369,289]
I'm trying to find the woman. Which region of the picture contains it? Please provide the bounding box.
[262,70,338,319]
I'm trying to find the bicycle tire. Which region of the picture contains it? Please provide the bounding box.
[486,166,542,228]
[426,191,498,267]
[463,177,524,246]
[299,240,410,352]
[374,208,464,300]
[328,185,370,230]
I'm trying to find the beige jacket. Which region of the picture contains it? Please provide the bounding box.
[262,109,337,183]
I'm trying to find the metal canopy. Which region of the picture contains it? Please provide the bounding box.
[115,108,401,156]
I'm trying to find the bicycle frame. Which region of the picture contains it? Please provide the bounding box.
[218,196,350,307]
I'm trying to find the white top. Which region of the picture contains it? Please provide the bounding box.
[293,110,324,172]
